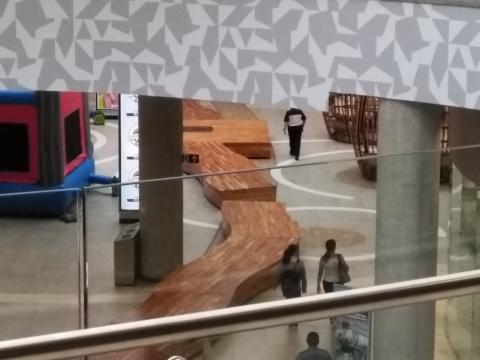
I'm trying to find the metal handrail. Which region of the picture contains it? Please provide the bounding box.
[0,270,480,360]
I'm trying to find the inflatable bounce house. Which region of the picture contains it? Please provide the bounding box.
[0,91,95,216]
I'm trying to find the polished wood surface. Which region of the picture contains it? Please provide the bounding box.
[183,141,276,208]
[97,201,300,360]
[182,104,275,206]
[184,119,271,158]
[183,99,222,120]
[94,101,290,359]
[183,99,258,121]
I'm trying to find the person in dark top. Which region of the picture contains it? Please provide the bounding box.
[280,244,307,299]
[296,332,332,360]
[283,108,307,160]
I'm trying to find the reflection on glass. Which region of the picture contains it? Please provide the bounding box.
[91,293,480,360]
[2,141,480,359]
[0,190,81,340]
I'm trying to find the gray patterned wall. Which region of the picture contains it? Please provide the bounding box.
[1,0,480,110]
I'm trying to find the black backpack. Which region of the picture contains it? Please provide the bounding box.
[281,263,301,298]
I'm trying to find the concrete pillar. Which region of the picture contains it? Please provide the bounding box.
[447,107,480,185]
[446,106,480,358]
[374,99,442,360]
[447,169,480,358]
[449,169,476,273]
[139,96,183,280]
[472,195,480,359]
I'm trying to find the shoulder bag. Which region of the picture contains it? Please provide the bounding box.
[338,254,351,284]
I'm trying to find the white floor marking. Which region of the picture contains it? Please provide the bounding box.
[271,139,333,144]
[91,129,107,151]
[452,184,462,194]
[183,218,218,229]
[105,121,119,129]
[303,254,374,262]
[304,251,466,264]
[271,150,355,200]
[287,206,447,238]
[95,155,118,165]
[0,292,150,305]
[450,254,476,261]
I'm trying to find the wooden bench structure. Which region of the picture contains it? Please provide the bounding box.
[182,106,275,207]
[183,100,222,120]
[183,141,276,208]
[184,119,272,159]
[96,100,298,359]
[98,201,300,359]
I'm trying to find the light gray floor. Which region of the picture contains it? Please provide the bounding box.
[0,105,453,358]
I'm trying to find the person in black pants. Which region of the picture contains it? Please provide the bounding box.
[283,108,307,160]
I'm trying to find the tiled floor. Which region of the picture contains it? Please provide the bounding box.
[0,103,460,358]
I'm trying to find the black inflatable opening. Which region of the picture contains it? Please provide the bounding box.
[0,123,29,172]
[64,109,82,164]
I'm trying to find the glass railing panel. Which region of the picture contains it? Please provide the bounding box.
[84,150,426,327]
[86,176,216,328]
[2,142,480,356]
[447,146,480,277]
[83,143,480,333]
[280,153,376,297]
[0,189,82,339]
[278,144,480,292]
[93,292,480,360]
[84,183,152,328]
[373,294,480,360]
[183,176,222,264]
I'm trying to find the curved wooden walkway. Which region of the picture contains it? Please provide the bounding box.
[96,101,299,359]
[98,201,299,359]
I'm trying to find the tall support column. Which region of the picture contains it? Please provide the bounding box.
[374,99,442,360]
[139,96,183,280]
[447,168,480,358]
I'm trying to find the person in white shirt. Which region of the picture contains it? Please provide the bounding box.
[283,108,307,160]
[316,239,349,293]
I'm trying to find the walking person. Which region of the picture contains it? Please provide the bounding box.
[280,244,307,299]
[316,239,350,294]
[335,321,358,360]
[283,107,307,160]
[296,331,332,360]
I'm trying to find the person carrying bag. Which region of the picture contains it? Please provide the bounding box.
[317,239,350,294]
[338,253,351,285]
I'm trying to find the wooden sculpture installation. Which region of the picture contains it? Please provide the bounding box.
[324,93,451,183]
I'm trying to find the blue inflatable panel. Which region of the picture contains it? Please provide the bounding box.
[88,174,115,185]
[0,91,36,105]
[0,158,95,216]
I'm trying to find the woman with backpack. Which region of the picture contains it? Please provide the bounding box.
[317,239,350,294]
[280,244,307,299]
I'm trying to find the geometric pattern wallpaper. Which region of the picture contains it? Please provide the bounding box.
[1,0,480,110]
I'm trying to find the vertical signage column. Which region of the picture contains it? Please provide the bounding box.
[119,94,139,221]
